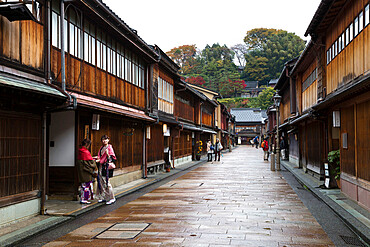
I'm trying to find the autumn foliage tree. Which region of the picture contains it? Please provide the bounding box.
[166,45,198,74]
[185,76,206,86]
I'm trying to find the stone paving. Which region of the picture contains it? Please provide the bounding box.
[45,146,334,246]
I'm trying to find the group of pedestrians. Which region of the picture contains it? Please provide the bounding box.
[251,135,287,162]
[76,135,116,205]
[206,138,223,162]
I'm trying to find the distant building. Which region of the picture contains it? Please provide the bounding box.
[268,79,278,88]
[236,81,263,98]
[231,108,267,145]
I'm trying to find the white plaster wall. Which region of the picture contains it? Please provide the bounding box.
[289,155,299,167]
[174,155,192,167]
[49,111,75,167]
[0,199,40,227]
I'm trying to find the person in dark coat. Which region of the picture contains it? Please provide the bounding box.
[214,138,223,162]
[77,139,97,204]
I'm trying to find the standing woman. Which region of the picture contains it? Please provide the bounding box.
[96,135,116,205]
[77,139,97,204]
[214,138,223,162]
[206,140,213,162]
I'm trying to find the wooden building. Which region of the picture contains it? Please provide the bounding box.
[174,80,207,163]
[0,1,68,225]
[230,108,267,145]
[273,0,369,210]
[220,103,231,149]
[274,58,300,165]
[45,0,160,198]
[188,84,218,151]
[305,0,370,209]
[146,45,180,172]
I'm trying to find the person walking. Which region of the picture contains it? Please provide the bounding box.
[262,138,269,161]
[253,136,259,149]
[280,137,287,160]
[206,140,214,162]
[214,138,223,162]
[77,139,97,204]
[96,135,116,205]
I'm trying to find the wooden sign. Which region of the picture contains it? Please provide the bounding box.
[84,125,89,139]
[92,114,100,130]
[333,111,340,127]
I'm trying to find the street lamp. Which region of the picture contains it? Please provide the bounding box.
[273,92,282,171]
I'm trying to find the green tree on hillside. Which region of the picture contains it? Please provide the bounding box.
[247,86,275,110]
[243,28,305,85]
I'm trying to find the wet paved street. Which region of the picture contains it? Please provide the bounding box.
[45,146,334,246]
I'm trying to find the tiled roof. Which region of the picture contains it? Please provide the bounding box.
[230,108,267,123]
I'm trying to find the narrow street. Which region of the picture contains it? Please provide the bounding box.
[40,146,338,246]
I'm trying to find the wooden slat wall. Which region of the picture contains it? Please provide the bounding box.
[0,112,41,198]
[296,74,303,114]
[202,112,212,127]
[173,130,192,158]
[174,99,194,122]
[301,62,317,112]
[51,49,145,108]
[80,114,144,169]
[159,99,173,114]
[326,0,369,94]
[299,123,307,168]
[302,81,317,112]
[355,100,370,181]
[147,124,164,163]
[221,113,227,130]
[306,121,324,173]
[281,90,291,122]
[289,133,299,159]
[0,17,43,70]
[340,105,356,176]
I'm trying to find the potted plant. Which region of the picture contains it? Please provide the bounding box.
[196,140,203,160]
[328,150,340,188]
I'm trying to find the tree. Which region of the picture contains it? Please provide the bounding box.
[219,79,245,97]
[242,28,306,85]
[167,43,243,96]
[166,45,199,74]
[231,44,247,67]
[247,86,275,110]
[185,76,206,86]
[244,28,280,50]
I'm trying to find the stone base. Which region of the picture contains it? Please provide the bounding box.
[341,173,370,211]
[0,198,40,227]
[174,155,192,167]
[108,170,142,188]
[289,155,299,167]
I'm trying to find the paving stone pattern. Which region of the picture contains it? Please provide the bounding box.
[45,146,334,246]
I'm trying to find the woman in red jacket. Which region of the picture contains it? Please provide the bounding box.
[77,139,97,204]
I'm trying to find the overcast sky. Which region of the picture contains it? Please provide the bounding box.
[102,0,321,52]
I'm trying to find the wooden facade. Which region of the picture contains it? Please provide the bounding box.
[0,17,44,71]
[0,0,225,225]
[173,130,192,158]
[272,0,370,209]
[147,124,164,163]
[175,97,194,122]
[325,0,370,94]
[0,111,42,206]
[0,0,69,221]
